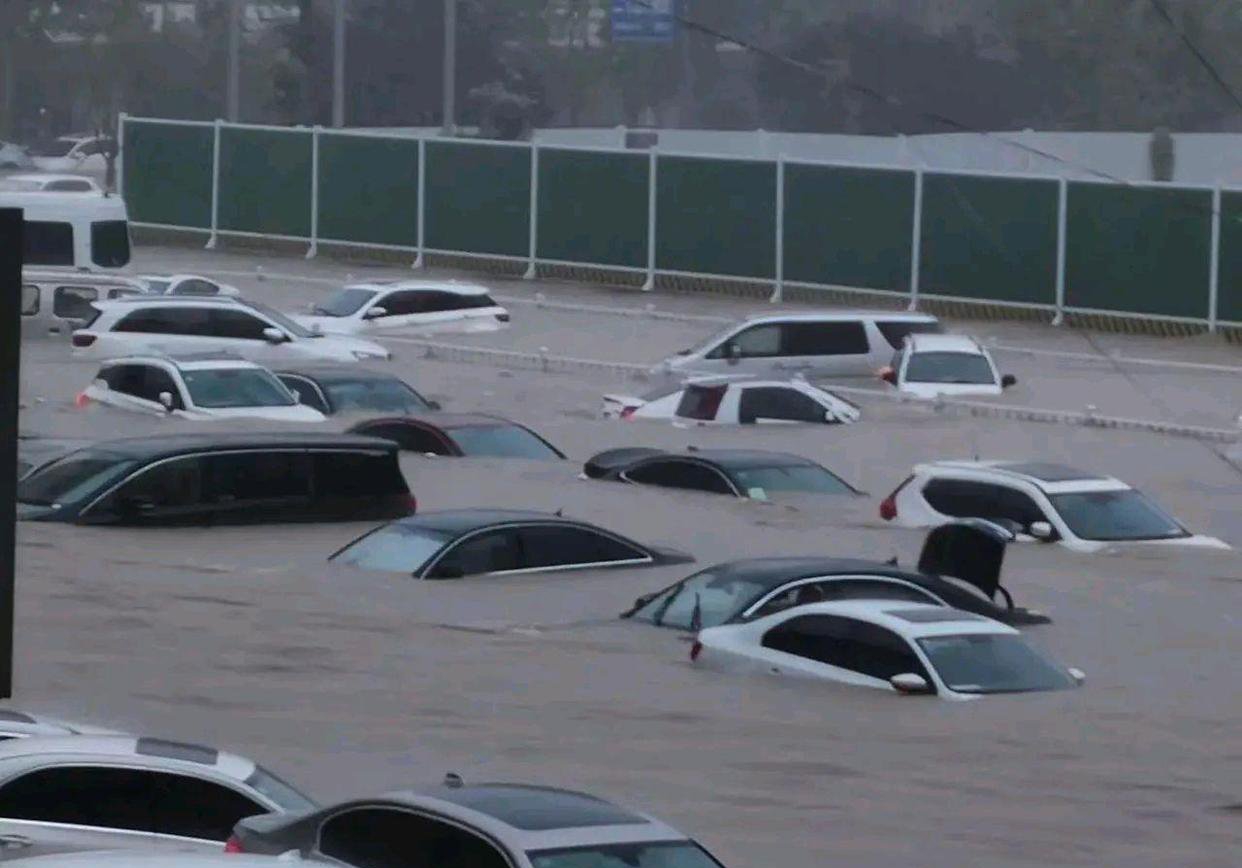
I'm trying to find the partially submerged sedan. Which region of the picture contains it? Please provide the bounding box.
[692,601,1082,700]
[350,414,564,460]
[331,509,693,578]
[603,377,860,426]
[274,366,438,416]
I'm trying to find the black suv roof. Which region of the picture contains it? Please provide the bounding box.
[67,432,399,462]
[274,366,404,385]
[386,508,580,537]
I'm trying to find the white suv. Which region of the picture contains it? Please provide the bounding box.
[881,333,1016,398]
[292,279,509,336]
[71,297,390,363]
[880,460,1228,553]
[80,354,326,422]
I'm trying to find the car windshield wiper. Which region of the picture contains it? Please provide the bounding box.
[650,587,683,626]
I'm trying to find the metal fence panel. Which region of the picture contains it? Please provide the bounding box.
[920,173,1059,305]
[783,164,913,292]
[1066,183,1212,318]
[657,156,776,279]
[122,122,214,229]
[1215,190,1242,324]
[317,134,420,247]
[425,141,530,257]
[218,127,313,237]
[537,148,648,269]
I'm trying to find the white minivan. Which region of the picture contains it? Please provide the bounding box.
[21,269,146,339]
[652,311,942,381]
[0,189,130,270]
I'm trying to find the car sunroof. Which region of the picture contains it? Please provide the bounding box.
[995,462,1099,482]
[887,608,986,624]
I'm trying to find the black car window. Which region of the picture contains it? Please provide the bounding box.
[780,321,869,356]
[675,384,726,421]
[206,452,313,504]
[53,286,98,320]
[23,221,74,266]
[737,387,824,424]
[91,220,131,267]
[518,525,649,570]
[116,306,211,336]
[21,284,39,315]
[148,774,266,841]
[708,323,780,359]
[319,807,509,868]
[93,457,204,518]
[761,614,929,682]
[422,290,494,312]
[0,766,155,831]
[358,423,451,455]
[876,320,943,350]
[100,363,146,397]
[322,379,432,414]
[313,451,409,498]
[277,376,329,413]
[624,460,734,495]
[430,530,522,576]
[752,579,939,618]
[208,309,272,341]
[141,366,184,407]
[923,479,1045,527]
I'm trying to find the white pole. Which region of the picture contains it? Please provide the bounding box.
[115,112,127,197]
[226,0,241,122]
[306,126,320,258]
[908,168,923,310]
[1209,184,1221,332]
[524,145,539,279]
[1053,176,1068,325]
[413,137,426,268]
[771,155,784,303]
[332,0,346,128]
[206,119,222,249]
[642,150,657,292]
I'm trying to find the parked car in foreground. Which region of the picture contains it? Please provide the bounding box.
[0,709,122,741]
[331,509,693,578]
[135,274,241,297]
[0,735,313,856]
[604,377,860,426]
[16,440,92,482]
[692,601,1083,699]
[652,310,942,381]
[16,433,414,526]
[6,851,293,868]
[71,297,390,364]
[0,174,101,193]
[81,355,325,422]
[584,447,861,500]
[625,521,1047,629]
[292,279,509,336]
[882,460,1229,552]
[880,333,1016,398]
[230,776,726,868]
[274,366,437,416]
[350,414,563,460]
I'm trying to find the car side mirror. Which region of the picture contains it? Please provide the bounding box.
[1028,520,1057,542]
[158,391,175,412]
[890,673,932,695]
[1068,667,1086,686]
[1001,374,1017,388]
[363,306,388,320]
[879,367,897,385]
[262,327,288,344]
[725,342,741,363]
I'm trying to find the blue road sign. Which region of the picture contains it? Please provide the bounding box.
[611,0,677,43]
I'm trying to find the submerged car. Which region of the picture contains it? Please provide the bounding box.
[692,600,1082,700]
[625,520,1047,629]
[274,366,437,416]
[135,274,241,298]
[882,460,1229,552]
[349,414,563,460]
[331,509,693,578]
[584,447,861,500]
[603,377,860,426]
[230,777,726,867]
[880,333,1016,398]
[292,279,509,336]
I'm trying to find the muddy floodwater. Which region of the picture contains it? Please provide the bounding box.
[9,248,1242,868]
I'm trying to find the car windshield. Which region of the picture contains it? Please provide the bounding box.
[247,301,315,338]
[243,765,316,812]
[313,287,377,317]
[633,567,770,630]
[332,524,453,573]
[16,450,136,507]
[917,634,1076,694]
[1048,489,1186,541]
[449,425,561,460]
[528,842,724,868]
[904,351,996,385]
[730,464,856,497]
[182,368,297,408]
[31,139,77,157]
[325,378,432,413]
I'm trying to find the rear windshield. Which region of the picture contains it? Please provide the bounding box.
[182,368,296,409]
[17,450,136,507]
[313,288,377,317]
[877,319,942,350]
[449,425,561,460]
[23,221,74,266]
[332,524,452,573]
[324,378,433,413]
[91,221,131,268]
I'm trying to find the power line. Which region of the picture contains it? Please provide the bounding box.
[1147,0,1242,116]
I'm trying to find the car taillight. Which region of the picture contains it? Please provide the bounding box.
[495,312,510,322]
[689,640,703,662]
[405,494,418,513]
[71,333,96,348]
[75,392,90,409]
[224,836,244,854]
[879,474,915,522]
[619,406,637,420]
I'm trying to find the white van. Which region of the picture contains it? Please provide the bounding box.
[0,188,131,270]
[653,310,943,381]
[21,268,146,339]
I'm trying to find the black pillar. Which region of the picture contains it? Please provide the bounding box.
[0,207,22,698]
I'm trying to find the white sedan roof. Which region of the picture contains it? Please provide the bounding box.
[764,600,1016,640]
[905,333,986,354]
[6,853,294,868]
[347,279,491,295]
[0,735,259,782]
[101,354,265,372]
[918,459,1131,494]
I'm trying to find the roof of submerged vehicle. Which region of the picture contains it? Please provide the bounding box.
[0,735,258,780]
[45,432,399,463]
[920,459,1124,491]
[688,556,939,591]
[379,509,589,537]
[905,333,985,353]
[755,600,1014,638]
[344,279,492,295]
[731,309,940,325]
[356,413,512,430]
[6,852,293,868]
[274,365,405,384]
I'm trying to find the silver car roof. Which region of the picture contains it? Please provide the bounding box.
[0,735,258,782]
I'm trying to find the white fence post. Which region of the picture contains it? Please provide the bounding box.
[770,155,784,303]
[206,118,222,250]
[1053,176,1068,325]
[413,137,426,269]
[908,168,924,310]
[306,126,320,259]
[642,149,657,292]
[115,112,127,197]
[1209,184,1221,332]
[524,144,538,280]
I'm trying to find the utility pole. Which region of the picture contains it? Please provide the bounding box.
[442,0,456,136]
[226,0,241,121]
[0,207,21,699]
[332,0,345,127]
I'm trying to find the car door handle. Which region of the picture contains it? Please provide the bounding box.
[0,834,34,850]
